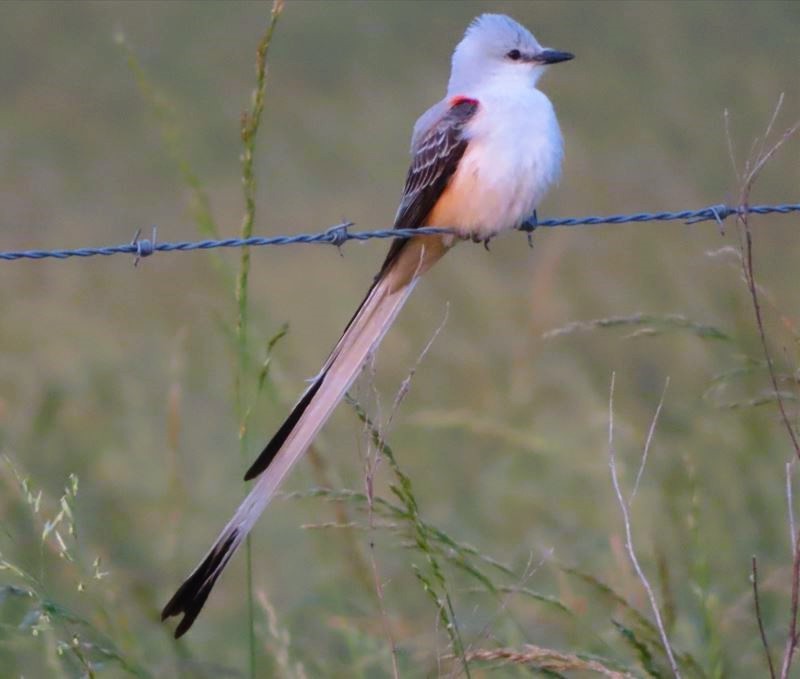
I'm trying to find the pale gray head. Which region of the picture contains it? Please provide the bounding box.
[447,14,573,95]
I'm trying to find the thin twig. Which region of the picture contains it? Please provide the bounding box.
[729,102,800,678]
[724,109,740,185]
[365,509,400,679]
[631,377,670,502]
[361,301,450,678]
[376,301,469,677]
[607,373,682,678]
[388,302,450,430]
[362,361,400,679]
[752,556,777,679]
[736,112,800,431]
[739,221,800,461]
[781,534,800,679]
[787,462,797,552]
[355,302,453,679]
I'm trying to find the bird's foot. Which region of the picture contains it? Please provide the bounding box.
[521,210,539,248]
[470,233,493,251]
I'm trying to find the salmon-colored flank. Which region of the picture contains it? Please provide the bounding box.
[450,95,479,108]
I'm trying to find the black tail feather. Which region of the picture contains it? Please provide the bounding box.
[161,530,239,638]
[243,376,324,481]
[163,239,420,636]
[241,259,400,483]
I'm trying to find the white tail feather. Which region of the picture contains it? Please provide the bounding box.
[162,238,447,636]
[233,270,419,535]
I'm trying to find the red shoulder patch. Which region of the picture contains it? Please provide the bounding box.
[449,95,479,109]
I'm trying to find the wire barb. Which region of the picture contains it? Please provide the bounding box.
[324,220,353,254]
[683,203,733,226]
[131,226,158,266]
[0,202,798,263]
[520,210,538,248]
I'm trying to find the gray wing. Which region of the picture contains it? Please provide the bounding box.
[395,97,479,229]
[378,97,479,274]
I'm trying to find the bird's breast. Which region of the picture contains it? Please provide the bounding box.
[427,89,563,241]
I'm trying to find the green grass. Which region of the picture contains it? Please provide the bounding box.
[1,1,800,677]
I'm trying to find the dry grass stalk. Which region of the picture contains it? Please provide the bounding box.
[728,97,800,679]
[607,372,681,678]
[356,304,451,679]
[462,645,635,678]
[752,556,777,679]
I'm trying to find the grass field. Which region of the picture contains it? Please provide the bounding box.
[1,1,800,676]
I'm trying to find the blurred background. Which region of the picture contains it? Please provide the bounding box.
[1,1,799,676]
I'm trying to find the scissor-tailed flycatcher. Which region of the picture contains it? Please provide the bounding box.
[162,13,572,637]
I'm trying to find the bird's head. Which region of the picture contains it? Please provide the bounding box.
[448,14,573,94]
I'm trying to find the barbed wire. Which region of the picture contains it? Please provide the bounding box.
[1,202,798,263]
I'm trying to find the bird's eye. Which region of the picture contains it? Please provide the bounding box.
[506,49,522,61]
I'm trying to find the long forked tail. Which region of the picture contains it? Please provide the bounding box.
[161,236,449,637]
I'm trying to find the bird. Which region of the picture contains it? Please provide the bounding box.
[162,13,573,638]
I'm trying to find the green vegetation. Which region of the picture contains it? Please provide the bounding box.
[1,1,799,676]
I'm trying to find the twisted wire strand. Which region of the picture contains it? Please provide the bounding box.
[1,203,797,262]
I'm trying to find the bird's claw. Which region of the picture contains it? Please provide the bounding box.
[470,233,493,250]
[522,210,539,248]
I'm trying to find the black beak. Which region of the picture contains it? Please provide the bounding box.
[534,49,574,65]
